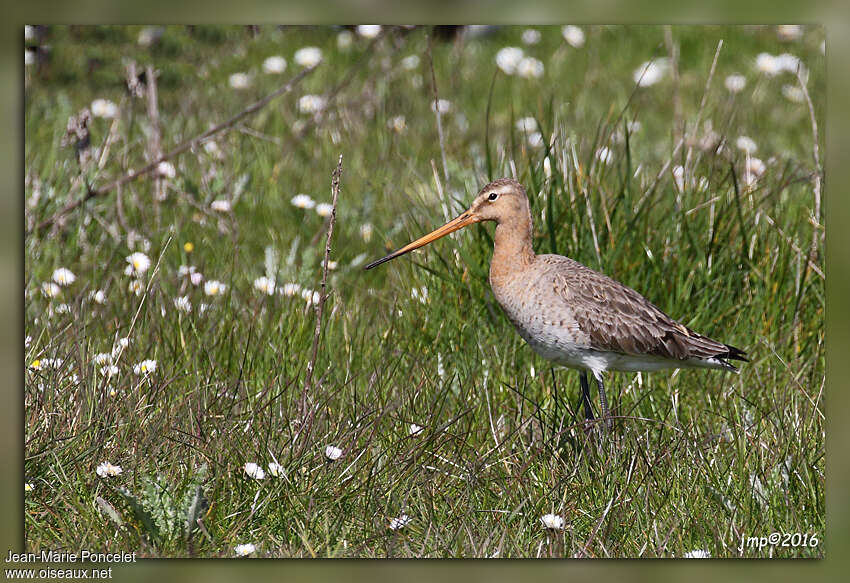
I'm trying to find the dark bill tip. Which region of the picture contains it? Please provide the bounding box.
[363,211,475,270]
[363,254,397,270]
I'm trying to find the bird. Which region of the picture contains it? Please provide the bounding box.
[365,178,747,429]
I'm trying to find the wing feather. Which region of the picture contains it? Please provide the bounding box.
[539,255,742,363]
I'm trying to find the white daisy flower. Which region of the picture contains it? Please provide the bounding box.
[174,296,191,313]
[776,25,803,42]
[204,280,226,296]
[234,543,256,557]
[684,549,711,558]
[517,57,544,79]
[356,25,382,39]
[52,267,76,286]
[52,303,71,315]
[401,55,420,70]
[25,482,34,492]
[298,94,326,114]
[253,276,276,295]
[128,280,144,296]
[315,203,334,217]
[281,283,301,297]
[41,282,61,299]
[137,26,161,47]
[388,115,407,132]
[93,352,113,366]
[91,99,118,119]
[389,514,411,530]
[495,47,524,75]
[521,29,541,45]
[337,30,354,50]
[527,132,544,148]
[125,252,151,276]
[515,117,538,133]
[322,259,338,270]
[262,55,287,74]
[294,46,323,68]
[724,74,747,93]
[25,335,32,349]
[291,194,316,209]
[540,513,565,530]
[89,289,107,304]
[302,289,321,306]
[96,462,123,478]
[775,53,803,75]
[113,337,130,356]
[755,53,780,76]
[156,161,176,179]
[100,365,119,377]
[633,59,669,87]
[736,136,758,154]
[359,223,373,242]
[430,99,451,114]
[562,25,586,48]
[324,445,343,461]
[132,359,157,375]
[32,358,59,371]
[243,462,265,480]
[211,199,232,212]
[746,157,766,177]
[781,84,805,102]
[268,462,284,477]
[409,423,424,436]
[228,72,251,90]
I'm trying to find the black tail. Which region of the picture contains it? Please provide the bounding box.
[715,343,748,372]
[723,344,749,363]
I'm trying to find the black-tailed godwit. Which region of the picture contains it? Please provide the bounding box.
[365,178,747,429]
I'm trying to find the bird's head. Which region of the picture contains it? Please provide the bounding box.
[364,178,529,270]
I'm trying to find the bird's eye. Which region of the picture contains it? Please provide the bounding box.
[488,192,498,201]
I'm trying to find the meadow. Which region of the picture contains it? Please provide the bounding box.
[23,25,824,558]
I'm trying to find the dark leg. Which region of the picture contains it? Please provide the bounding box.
[579,371,594,423]
[594,373,611,431]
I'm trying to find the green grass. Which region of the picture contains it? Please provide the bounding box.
[24,25,824,558]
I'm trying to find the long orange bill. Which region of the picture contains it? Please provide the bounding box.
[364,211,478,270]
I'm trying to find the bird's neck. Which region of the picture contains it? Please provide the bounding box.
[490,215,536,280]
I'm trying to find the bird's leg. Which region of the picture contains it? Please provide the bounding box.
[579,371,594,425]
[594,373,611,431]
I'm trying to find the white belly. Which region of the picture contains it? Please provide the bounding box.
[519,324,685,374]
